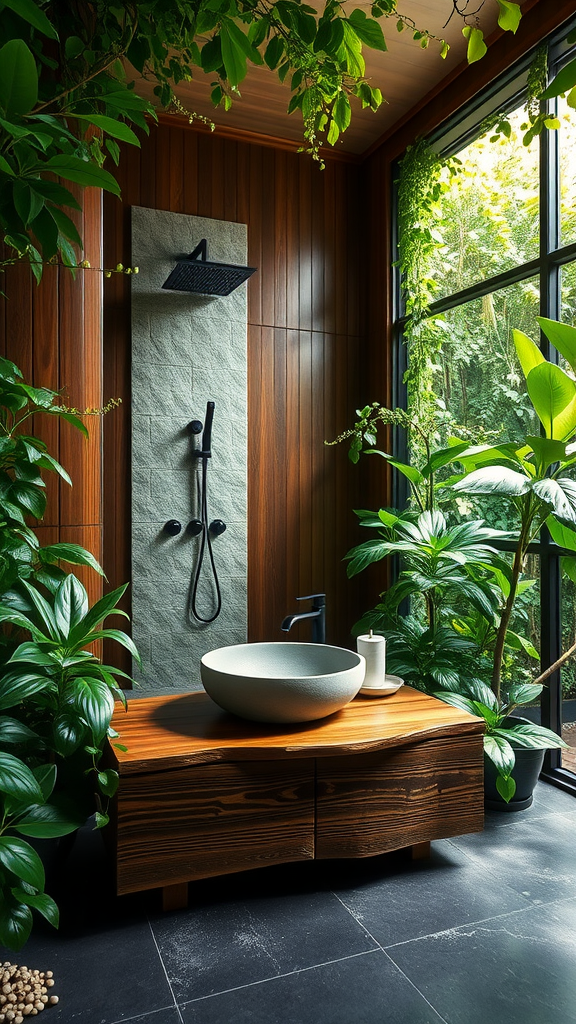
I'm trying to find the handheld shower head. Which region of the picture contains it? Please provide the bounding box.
[202,401,215,457]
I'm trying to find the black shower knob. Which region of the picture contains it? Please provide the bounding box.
[163,520,182,536]
[210,519,227,536]
[187,520,203,536]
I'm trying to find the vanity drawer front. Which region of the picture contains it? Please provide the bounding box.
[315,733,484,859]
[115,759,315,893]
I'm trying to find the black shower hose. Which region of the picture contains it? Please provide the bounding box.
[190,454,222,623]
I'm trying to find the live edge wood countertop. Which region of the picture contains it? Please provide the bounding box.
[110,686,484,775]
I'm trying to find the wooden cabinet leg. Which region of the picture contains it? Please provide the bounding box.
[410,841,431,861]
[162,882,189,911]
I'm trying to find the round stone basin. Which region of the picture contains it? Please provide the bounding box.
[200,642,366,723]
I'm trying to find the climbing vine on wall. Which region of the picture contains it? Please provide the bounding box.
[395,138,460,441]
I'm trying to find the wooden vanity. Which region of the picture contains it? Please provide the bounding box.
[108,686,484,909]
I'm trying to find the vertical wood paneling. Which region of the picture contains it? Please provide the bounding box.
[103,125,368,656]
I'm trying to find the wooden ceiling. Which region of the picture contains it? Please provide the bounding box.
[134,0,534,156]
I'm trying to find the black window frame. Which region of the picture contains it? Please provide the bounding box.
[392,15,576,796]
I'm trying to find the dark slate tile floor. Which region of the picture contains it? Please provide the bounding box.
[3,780,575,1024]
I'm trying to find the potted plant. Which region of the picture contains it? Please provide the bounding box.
[0,356,138,949]
[333,314,576,807]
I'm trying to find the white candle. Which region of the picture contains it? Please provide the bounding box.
[356,631,386,688]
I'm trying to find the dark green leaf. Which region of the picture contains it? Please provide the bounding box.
[9,480,46,519]
[72,114,140,147]
[15,801,83,838]
[264,34,284,69]
[0,753,44,803]
[10,888,59,928]
[97,768,119,797]
[0,670,52,711]
[0,836,44,889]
[0,40,38,116]
[69,583,128,643]
[220,22,248,86]
[2,0,58,39]
[0,716,37,744]
[73,677,115,742]
[33,764,56,802]
[39,542,104,574]
[0,896,33,951]
[44,156,121,196]
[53,574,89,636]
[48,205,83,247]
[347,10,387,50]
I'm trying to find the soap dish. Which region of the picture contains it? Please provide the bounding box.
[359,674,404,696]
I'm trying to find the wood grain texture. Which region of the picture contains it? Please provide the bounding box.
[115,759,315,893]
[103,131,367,669]
[109,685,484,775]
[315,732,484,860]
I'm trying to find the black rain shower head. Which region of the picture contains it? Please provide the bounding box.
[162,239,257,296]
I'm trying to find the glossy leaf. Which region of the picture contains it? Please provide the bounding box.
[453,465,530,497]
[463,25,486,64]
[484,733,515,775]
[53,574,89,636]
[0,753,44,803]
[347,10,387,51]
[526,361,576,441]
[72,114,140,146]
[97,768,119,797]
[0,40,38,116]
[0,837,44,890]
[0,716,37,744]
[15,802,83,838]
[44,156,121,196]
[0,897,33,951]
[73,678,116,741]
[38,542,104,574]
[0,670,52,711]
[69,583,128,642]
[513,328,545,379]
[10,888,59,928]
[533,478,576,525]
[536,316,576,373]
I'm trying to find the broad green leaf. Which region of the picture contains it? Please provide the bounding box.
[513,328,545,379]
[547,516,576,551]
[15,802,83,838]
[504,631,539,659]
[48,205,83,247]
[220,22,248,86]
[434,691,479,717]
[536,317,576,374]
[97,768,119,797]
[341,21,365,77]
[542,56,576,100]
[21,580,61,640]
[33,763,56,802]
[0,753,44,803]
[0,670,52,711]
[561,555,576,583]
[0,897,33,951]
[347,10,387,51]
[10,888,58,928]
[533,477,576,525]
[10,480,46,519]
[506,682,542,705]
[87,628,141,665]
[333,92,351,132]
[0,715,37,744]
[44,156,121,196]
[95,811,109,828]
[2,0,58,38]
[53,574,89,636]
[264,35,284,70]
[496,774,516,802]
[496,1,521,33]
[73,677,115,741]
[526,361,576,440]
[503,722,567,749]
[453,465,530,497]
[68,583,128,644]
[0,837,44,889]
[345,538,395,577]
[484,733,515,775]
[525,435,567,472]
[38,542,104,574]
[52,712,86,756]
[0,40,38,116]
[463,25,486,63]
[72,114,140,147]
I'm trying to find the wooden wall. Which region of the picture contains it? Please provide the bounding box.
[0,187,103,608]
[103,128,377,661]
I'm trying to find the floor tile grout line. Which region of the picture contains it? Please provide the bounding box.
[179,947,381,1005]
[109,1002,180,1024]
[332,891,451,1024]
[146,916,185,1024]
[381,898,570,951]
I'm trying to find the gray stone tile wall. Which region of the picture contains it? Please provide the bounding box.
[131,207,248,695]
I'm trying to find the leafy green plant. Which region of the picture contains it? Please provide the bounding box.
[0,0,523,269]
[435,678,565,803]
[0,573,138,949]
[0,355,103,599]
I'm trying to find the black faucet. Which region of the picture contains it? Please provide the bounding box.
[281,594,326,643]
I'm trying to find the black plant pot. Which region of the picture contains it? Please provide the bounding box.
[484,717,546,812]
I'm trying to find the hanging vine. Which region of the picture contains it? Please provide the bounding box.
[395,138,460,443]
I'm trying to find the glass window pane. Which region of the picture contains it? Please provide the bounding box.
[559,93,576,245]
[432,278,541,445]
[560,260,576,329]
[430,108,539,301]
[561,571,576,772]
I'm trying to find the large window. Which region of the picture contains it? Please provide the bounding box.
[394,21,576,793]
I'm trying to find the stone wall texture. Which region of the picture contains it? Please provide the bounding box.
[131,207,248,694]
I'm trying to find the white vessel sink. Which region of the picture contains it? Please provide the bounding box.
[200,642,366,723]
